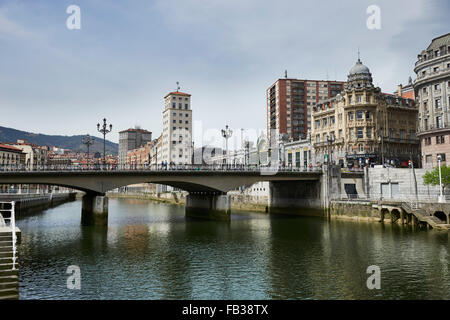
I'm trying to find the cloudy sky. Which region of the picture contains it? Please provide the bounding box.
[1,0,449,148]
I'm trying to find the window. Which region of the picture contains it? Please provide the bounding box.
[356,95,362,103]
[348,112,354,121]
[366,128,372,139]
[356,127,363,138]
[316,134,320,143]
[315,120,320,128]
[323,118,328,126]
[424,101,428,110]
[436,116,443,128]
[178,103,182,109]
[330,116,335,124]
[366,111,371,120]
[438,153,446,161]
[349,128,354,139]
[433,67,439,72]
[172,102,176,108]
[400,129,406,139]
[173,120,176,123]
[435,98,441,108]
[338,129,343,138]
[423,87,427,93]
[435,84,441,90]
[348,96,352,104]
[356,110,364,120]
[389,129,395,139]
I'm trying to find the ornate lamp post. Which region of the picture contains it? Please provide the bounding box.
[327,135,335,165]
[97,118,112,167]
[221,125,233,165]
[81,134,94,169]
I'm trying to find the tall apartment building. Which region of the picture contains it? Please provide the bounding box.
[161,90,193,165]
[118,127,152,165]
[266,77,345,145]
[414,33,450,168]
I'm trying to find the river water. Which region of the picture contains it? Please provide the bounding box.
[16,198,450,300]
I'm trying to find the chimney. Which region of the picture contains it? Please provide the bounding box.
[397,84,402,97]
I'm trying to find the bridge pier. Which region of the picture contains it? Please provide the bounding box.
[81,193,108,226]
[185,193,231,221]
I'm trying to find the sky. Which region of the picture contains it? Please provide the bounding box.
[1,0,449,148]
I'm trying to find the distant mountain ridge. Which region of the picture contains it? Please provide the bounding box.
[0,125,118,155]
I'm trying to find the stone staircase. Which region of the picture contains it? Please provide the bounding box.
[0,231,19,300]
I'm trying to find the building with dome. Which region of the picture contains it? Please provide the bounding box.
[311,58,419,168]
[413,33,450,168]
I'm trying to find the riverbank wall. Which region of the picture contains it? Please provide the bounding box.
[108,192,269,213]
[0,193,77,217]
[329,200,383,222]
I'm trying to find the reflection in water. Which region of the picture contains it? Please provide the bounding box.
[17,199,450,300]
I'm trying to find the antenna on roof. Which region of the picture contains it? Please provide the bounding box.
[357,47,361,62]
[176,81,180,92]
[284,70,288,79]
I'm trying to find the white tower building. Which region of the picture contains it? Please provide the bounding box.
[161,88,193,165]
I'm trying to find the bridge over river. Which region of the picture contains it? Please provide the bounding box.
[0,165,354,224]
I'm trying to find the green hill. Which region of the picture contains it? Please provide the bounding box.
[0,125,118,155]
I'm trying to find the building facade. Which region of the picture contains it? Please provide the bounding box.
[7,140,47,169]
[161,91,193,165]
[266,77,345,145]
[118,128,152,166]
[0,144,25,167]
[311,58,419,168]
[414,33,450,168]
[395,77,415,99]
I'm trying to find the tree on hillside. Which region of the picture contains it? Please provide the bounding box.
[423,165,450,192]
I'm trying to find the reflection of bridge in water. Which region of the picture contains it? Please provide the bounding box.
[0,165,345,224]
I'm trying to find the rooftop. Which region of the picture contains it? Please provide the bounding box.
[119,128,152,134]
[427,32,450,51]
[0,144,24,153]
[164,91,191,98]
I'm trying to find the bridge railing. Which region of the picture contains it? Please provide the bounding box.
[0,164,325,173]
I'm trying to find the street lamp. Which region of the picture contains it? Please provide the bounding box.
[438,154,445,203]
[97,118,112,168]
[221,125,233,165]
[379,127,384,166]
[326,135,335,166]
[81,134,94,169]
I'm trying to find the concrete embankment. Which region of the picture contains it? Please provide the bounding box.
[108,192,269,213]
[329,201,383,222]
[0,193,77,217]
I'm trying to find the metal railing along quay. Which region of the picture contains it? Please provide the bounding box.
[0,202,17,270]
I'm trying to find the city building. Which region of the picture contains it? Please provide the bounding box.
[126,141,152,166]
[118,127,152,166]
[414,33,450,168]
[311,57,419,168]
[266,75,345,145]
[149,136,162,166]
[7,140,47,169]
[161,90,193,165]
[0,144,25,167]
[283,136,313,168]
[395,77,415,99]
